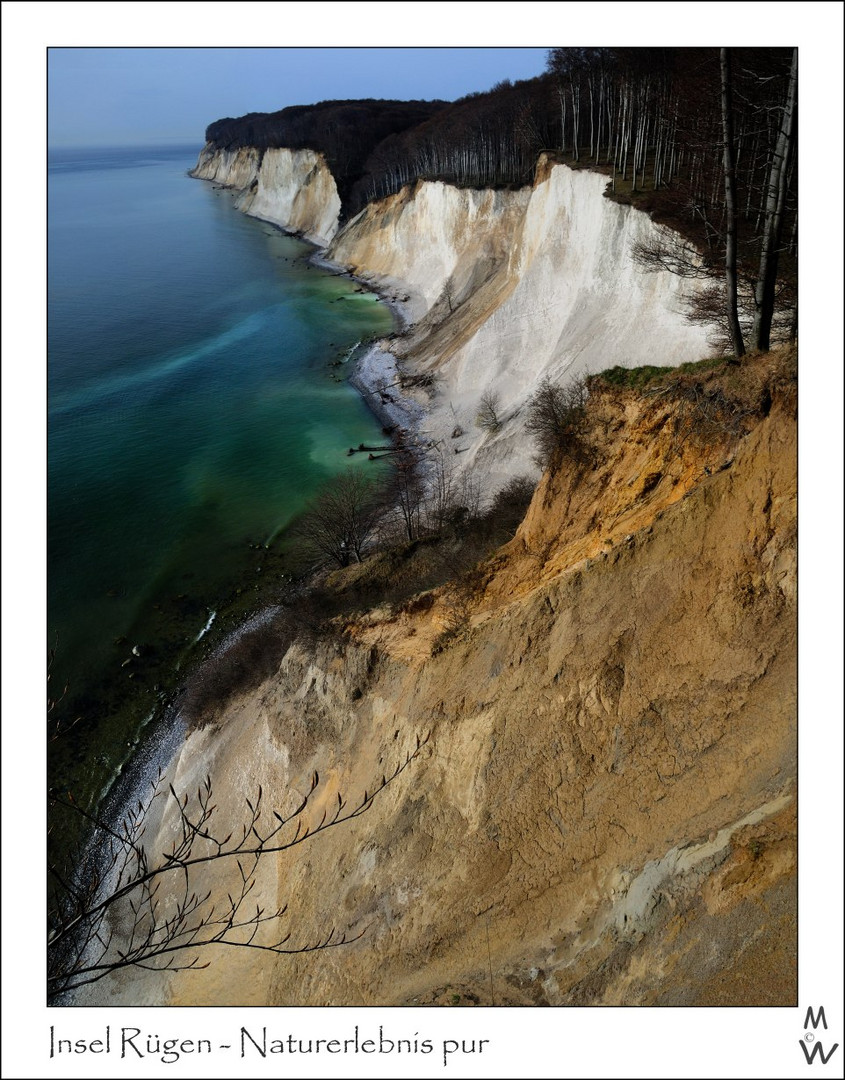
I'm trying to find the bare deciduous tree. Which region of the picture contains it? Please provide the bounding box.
[424,448,485,532]
[48,733,430,999]
[476,389,502,433]
[389,451,426,543]
[295,470,388,568]
[424,448,459,533]
[524,377,589,467]
[630,233,715,279]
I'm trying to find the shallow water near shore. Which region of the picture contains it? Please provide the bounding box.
[48,144,394,808]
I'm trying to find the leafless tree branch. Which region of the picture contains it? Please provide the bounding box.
[48,732,430,998]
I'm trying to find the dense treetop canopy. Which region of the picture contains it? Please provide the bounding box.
[205,98,449,208]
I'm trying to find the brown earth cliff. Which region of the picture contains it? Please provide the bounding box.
[90,350,797,1007]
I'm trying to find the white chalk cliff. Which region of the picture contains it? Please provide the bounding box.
[191,144,341,247]
[192,148,715,491]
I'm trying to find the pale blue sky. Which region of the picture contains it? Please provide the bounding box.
[48,47,550,148]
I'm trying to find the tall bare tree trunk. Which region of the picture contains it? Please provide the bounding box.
[720,48,745,356]
[753,47,798,351]
[558,86,567,153]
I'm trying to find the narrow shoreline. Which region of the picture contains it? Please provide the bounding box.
[307,252,424,438]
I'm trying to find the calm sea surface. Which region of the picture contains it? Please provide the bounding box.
[48,145,393,799]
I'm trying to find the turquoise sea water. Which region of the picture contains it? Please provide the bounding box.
[48,145,394,794]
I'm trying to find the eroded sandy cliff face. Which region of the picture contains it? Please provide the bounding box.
[86,352,795,1007]
[191,144,341,245]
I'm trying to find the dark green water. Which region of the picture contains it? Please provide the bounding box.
[48,145,394,801]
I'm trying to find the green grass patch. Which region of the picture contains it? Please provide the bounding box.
[675,355,734,376]
[592,364,667,389]
[592,354,734,391]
